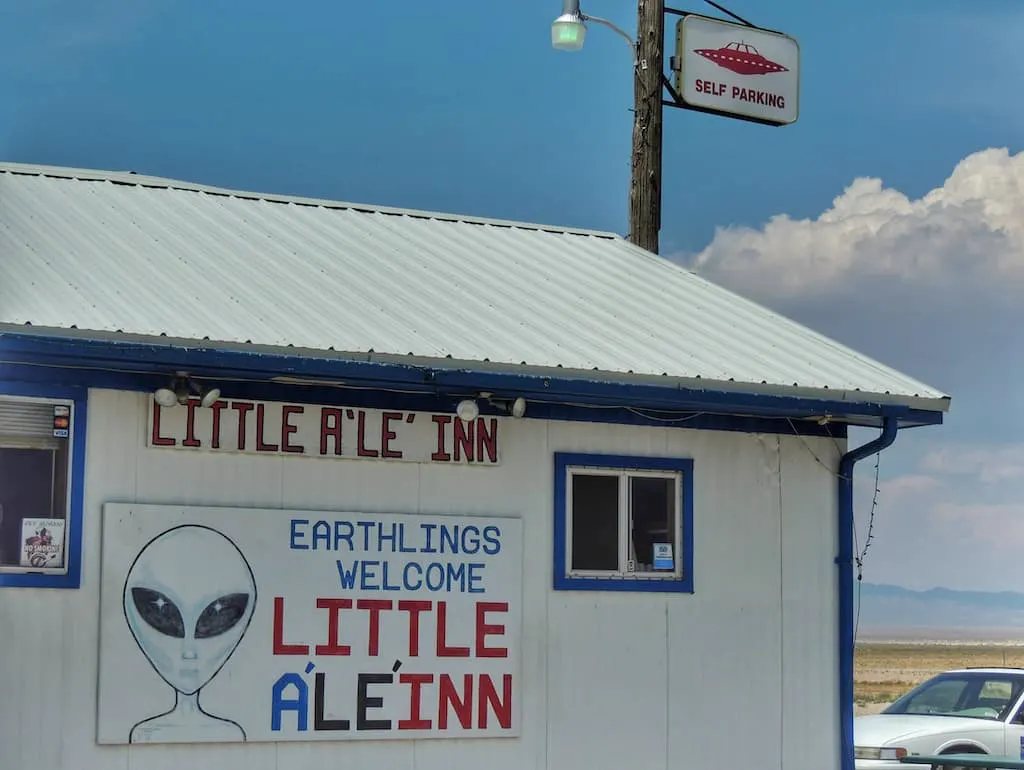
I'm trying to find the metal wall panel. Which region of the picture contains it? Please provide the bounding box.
[780,433,842,770]
[0,389,841,770]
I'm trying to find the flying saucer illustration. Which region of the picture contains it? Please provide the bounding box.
[693,41,788,76]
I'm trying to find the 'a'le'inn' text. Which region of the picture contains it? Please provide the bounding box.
[147,398,501,465]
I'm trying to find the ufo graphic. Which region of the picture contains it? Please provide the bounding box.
[693,41,788,76]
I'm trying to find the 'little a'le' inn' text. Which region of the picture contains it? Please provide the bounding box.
[147,398,501,465]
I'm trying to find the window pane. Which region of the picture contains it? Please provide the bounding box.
[903,679,965,714]
[629,476,676,572]
[570,474,620,571]
[0,445,69,570]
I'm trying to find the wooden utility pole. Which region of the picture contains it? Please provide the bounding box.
[629,0,665,254]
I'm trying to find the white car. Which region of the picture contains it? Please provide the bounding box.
[854,667,1024,769]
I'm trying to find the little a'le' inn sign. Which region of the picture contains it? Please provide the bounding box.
[148,398,502,465]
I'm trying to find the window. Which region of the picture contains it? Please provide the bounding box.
[884,672,1024,721]
[0,386,85,588]
[553,453,693,593]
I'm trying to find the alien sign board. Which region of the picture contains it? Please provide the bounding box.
[96,502,523,744]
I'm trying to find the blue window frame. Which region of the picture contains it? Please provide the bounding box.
[0,381,86,589]
[553,452,694,593]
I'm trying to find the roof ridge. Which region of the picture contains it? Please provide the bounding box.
[0,160,621,239]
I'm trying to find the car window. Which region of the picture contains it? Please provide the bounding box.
[903,679,966,713]
[884,673,1024,721]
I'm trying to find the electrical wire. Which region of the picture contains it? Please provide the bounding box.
[853,452,881,644]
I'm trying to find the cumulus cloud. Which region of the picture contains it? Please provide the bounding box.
[685,147,1024,303]
[688,149,1024,589]
[677,147,1024,443]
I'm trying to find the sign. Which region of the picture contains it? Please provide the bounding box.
[653,543,674,571]
[673,14,799,126]
[97,503,523,744]
[19,517,66,568]
[148,398,501,465]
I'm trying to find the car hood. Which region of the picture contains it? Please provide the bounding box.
[855,713,1003,745]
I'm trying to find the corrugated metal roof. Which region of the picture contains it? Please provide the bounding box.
[0,162,949,411]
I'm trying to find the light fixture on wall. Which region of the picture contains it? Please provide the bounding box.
[456,398,480,423]
[197,383,222,408]
[489,396,528,418]
[153,373,221,408]
[456,395,527,421]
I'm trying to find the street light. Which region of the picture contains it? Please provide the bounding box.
[551,2,585,51]
[550,0,657,256]
[551,0,635,54]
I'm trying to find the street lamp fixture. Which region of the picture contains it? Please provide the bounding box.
[551,11,586,51]
[551,0,586,51]
[551,0,635,53]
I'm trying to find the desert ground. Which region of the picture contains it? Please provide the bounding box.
[854,641,1024,716]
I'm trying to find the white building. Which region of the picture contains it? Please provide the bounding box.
[0,162,949,770]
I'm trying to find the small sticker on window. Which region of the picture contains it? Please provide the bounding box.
[653,543,674,570]
[52,405,70,438]
[20,518,66,569]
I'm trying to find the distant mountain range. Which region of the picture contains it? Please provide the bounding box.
[856,583,1024,638]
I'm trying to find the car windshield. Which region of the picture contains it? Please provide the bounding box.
[884,672,1024,721]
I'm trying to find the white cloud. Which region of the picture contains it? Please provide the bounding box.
[851,444,1024,591]
[877,473,946,501]
[921,445,1024,484]
[675,146,1024,446]
[684,147,1024,302]
[671,141,1024,590]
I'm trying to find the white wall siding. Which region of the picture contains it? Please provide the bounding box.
[780,434,842,768]
[0,389,842,770]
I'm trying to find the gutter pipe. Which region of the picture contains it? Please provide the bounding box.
[837,416,898,770]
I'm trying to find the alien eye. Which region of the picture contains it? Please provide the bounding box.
[131,587,185,638]
[194,593,249,639]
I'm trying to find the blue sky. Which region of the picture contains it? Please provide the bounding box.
[3,0,1023,590]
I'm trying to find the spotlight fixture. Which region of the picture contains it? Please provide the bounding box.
[199,386,222,408]
[153,373,222,408]
[153,384,180,408]
[456,399,480,423]
[489,396,528,418]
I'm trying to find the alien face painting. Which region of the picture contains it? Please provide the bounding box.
[122,524,257,743]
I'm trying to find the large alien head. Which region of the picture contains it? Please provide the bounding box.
[123,525,257,695]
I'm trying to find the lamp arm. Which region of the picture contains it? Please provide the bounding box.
[580,13,636,51]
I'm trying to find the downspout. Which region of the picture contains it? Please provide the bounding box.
[837,416,898,770]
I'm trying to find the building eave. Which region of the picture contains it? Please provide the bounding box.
[0,328,946,430]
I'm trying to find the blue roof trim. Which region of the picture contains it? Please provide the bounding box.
[1,359,845,439]
[0,332,942,431]
[0,381,87,589]
[553,452,695,594]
